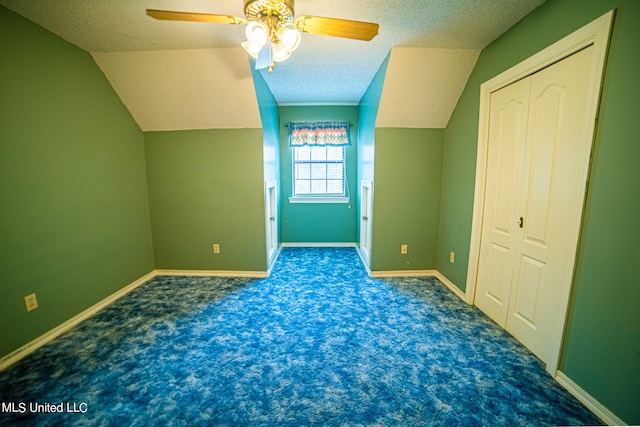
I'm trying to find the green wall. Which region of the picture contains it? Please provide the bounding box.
[144,129,267,272]
[0,7,155,358]
[437,0,640,422]
[372,129,443,271]
[279,106,358,243]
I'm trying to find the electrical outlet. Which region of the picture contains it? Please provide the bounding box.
[24,293,38,312]
[213,244,220,254]
[401,244,408,255]
[450,251,455,263]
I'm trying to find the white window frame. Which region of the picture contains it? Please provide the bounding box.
[289,145,349,204]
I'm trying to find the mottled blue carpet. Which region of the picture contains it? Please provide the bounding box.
[0,247,601,426]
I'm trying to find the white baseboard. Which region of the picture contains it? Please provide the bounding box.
[267,247,282,276]
[281,242,357,247]
[0,270,156,372]
[432,271,470,304]
[154,269,268,278]
[555,371,626,426]
[369,269,470,304]
[355,247,372,275]
[371,269,438,278]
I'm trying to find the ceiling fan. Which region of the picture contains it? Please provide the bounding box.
[146,0,379,72]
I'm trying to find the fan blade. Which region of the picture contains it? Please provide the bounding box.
[295,16,379,41]
[146,9,245,25]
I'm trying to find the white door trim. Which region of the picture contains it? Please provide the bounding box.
[466,10,614,375]
[265,180,279,268]
[359,180,374,267]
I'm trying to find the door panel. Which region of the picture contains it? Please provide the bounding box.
[474,77,530,326]
[493,102,526,235]
[511,254,545,328]
[522,87,562,246]
[506,46,593,362]
[485,243,511,311]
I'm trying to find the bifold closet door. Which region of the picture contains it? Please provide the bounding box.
[474,77,531,327]
[475,46,594,365]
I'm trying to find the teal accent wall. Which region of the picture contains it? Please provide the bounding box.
[250,65,280,253]
[358,55,390,184]
[437,0,640,422]
[250,61,280,184]
[279,106,358,243]
[371,129,443,271]
[356,56,390,253]
[144,129,267,272]
[0,6,155,358]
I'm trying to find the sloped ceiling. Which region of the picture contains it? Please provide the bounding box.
[378,47,481,128]
[92,49,263,130]
[0,0,545,130]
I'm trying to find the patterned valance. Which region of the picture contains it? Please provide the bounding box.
[289,121,351,147]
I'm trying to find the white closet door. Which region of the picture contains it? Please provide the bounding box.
[474,77,531,326]
[505,45,594,362]
[475,45,594,364]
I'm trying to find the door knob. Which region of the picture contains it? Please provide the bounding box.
[518,216,524,228]
[362,216,368,221]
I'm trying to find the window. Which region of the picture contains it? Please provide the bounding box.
[288,121,351,203]
[292,145,345,197]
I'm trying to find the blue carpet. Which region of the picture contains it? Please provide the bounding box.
[0,247,601,426]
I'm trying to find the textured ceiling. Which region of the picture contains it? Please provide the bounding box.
[1,0,545,130]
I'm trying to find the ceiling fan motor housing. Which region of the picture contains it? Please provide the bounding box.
[244,0,295,23]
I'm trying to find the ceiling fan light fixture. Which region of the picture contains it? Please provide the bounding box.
[277,25,301,52]
[271,26,300,63]
[242,15,300,70]
[241,40,260,59]
[271,42,293,63]
[245,21,269,46]
[241,21,270,59]
[147,0,379,72]
[244,0,295,23]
